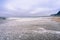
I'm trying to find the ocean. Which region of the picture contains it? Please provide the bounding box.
[0,17,60,40]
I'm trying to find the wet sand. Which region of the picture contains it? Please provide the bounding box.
[0,17,60,40]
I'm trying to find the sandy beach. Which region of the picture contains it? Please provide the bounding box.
[0,17,60,40]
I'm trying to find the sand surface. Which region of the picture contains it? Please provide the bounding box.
[0,17,60,40]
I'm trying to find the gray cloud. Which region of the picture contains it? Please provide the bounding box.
[0,0,60,17]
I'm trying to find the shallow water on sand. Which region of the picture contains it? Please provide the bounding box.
[0,17,60,40]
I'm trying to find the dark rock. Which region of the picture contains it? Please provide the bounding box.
[51,11,60,16]
[0,17,6,20]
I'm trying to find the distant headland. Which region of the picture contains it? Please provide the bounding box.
[0,17,6,20]
[51,11,60,16]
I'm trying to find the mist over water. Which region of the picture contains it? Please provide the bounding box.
[0,17,60,40]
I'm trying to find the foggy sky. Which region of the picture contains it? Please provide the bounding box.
[0,0,60,17]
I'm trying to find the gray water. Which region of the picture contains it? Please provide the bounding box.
[0,17,60,40]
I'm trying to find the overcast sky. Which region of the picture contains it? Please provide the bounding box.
[0,0,60,17]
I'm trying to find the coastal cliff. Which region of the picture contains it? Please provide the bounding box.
[51,11,60,16]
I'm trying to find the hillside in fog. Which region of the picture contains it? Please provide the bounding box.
[51,11,60,16]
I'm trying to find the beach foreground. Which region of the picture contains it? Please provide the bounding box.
[0,17,60,40]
